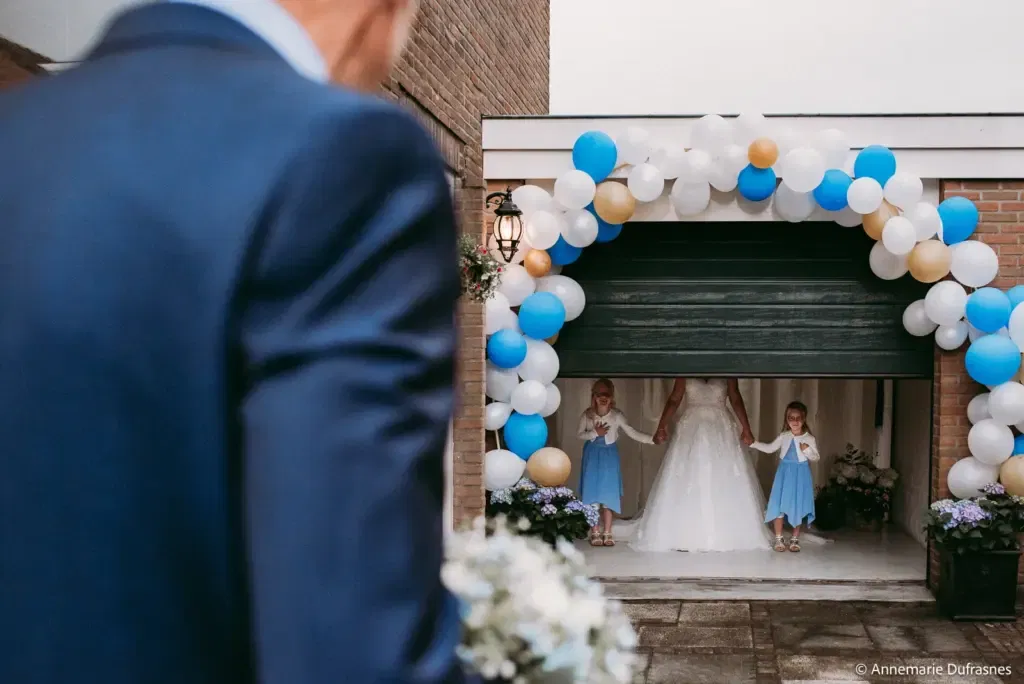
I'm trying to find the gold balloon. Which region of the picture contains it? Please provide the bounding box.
[863,200,898,240]
[526,447,572,487]
[907,239,953,283]
[524,249,551,278]
[748,138,779,169]
[593,181,636,225]
[546,333,559,345]
[1000,456,1024,496]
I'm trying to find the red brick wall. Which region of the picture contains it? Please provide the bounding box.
[382,2,549,526]
[929,181,1024,588]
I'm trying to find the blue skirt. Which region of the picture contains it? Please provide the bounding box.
[578,437,623,513]
[764,454,815,527]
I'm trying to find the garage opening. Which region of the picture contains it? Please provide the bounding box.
[548,223,933,593]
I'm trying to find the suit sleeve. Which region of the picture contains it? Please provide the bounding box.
[238,104,465,684]
[750,433,784,454]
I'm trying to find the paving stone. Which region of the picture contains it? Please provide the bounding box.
[858,602,943,626]
[773,623,874,652]
[623,601,681,624]
[631,652,650,684]
[776,654,873,681]
[770,601,860,625]
[678,601,751,626]
[978,623,1024,656]
[640,624,753,650]
[646,653,755,684]
[867,624,975,653]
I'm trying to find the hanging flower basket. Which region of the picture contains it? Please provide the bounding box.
[459,234,503,302]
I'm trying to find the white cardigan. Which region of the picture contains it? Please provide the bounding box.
[750,431,820,463]
[577,409,654,445]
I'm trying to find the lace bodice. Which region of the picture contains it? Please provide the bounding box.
[684,378,728,407]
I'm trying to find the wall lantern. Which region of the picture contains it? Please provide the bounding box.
[485,188,524,263]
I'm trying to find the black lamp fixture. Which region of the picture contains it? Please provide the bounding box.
[485,187,524,263]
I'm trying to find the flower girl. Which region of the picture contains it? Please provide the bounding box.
[577,378,655,547]
[750,401,819,552]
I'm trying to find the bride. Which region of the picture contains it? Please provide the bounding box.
[629,377,773,552]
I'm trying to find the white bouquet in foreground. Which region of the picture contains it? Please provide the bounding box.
[442,516,637,683]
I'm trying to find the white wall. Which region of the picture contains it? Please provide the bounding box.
[0,0,142,61]
[550,0,1024,115]
[891,380,932,547]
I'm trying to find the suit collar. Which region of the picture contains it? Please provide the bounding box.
[87,1,325,82]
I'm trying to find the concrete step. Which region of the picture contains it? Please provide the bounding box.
[599,577,934,602]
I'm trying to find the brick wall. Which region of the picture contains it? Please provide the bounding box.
[929,180,1024,588]
[382,2,549,526]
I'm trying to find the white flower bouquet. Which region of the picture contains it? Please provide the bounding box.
[442,516,638,683]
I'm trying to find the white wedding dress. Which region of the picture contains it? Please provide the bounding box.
[627,378,773,552]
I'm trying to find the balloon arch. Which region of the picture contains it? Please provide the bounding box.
[482,114,1024,498]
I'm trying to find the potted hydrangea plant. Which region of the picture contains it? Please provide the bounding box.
[487,478,600,546]
[926,483,1024,621]
[817,444,899,531]
[443,516,638,683]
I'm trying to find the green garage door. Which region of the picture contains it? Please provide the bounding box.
[555,222,932,378]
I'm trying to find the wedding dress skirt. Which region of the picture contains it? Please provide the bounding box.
[628,401,773,552]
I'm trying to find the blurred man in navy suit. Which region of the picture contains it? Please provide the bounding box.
[0,1,467,682]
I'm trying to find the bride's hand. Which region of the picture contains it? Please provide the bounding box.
[740,431,754,446]
[654,427,668,444]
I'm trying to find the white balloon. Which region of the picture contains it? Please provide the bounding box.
[709,160,739,193]
[485,304,519,336]
[774,128,802,166]
[484,401,513,430]
[517,339,559,384]
[540,384,561,418]
[678,149,714,183]
[969,419,1015,466]
[970,324,1010,343]
[905,202,942,241]
[829,207,863,228]
[1009,304,1024,350]
[561,209,598,248]
[484,449,526,491]
[690,114,733,156]
[847,177,884,214]
[868,241,909,280]
[951,240,999,288]
[670,179,711,217]
[813,128,849,169]
[780,147,827,194]
[523,210,563,250]
[884,172,924,209]
[924,281,967,327]
[720,144,749,174]
[548,265,562,276]
[648,146,686,180]
[734,112,767,147]
[773,184,815,222]
[510,379,548,415]
[553,170,597,211]
[881,216,917,256]
[485,363,520,402]
[626,163,665,202]
[496,263,536,307]
[947,457,1000,499]
[902,299,937,337]
[616,127,651,165]
[935,321,969,351]
[536,275,586,321]
[968,393,992,424]
[989,382,1024,425]
[511,185,554,216]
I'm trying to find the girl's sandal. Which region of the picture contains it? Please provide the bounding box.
[589,530,603,547]
[773,535,787,552]
[602,532,615,547]
[788,537,801,553]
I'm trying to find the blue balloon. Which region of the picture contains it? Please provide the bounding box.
[965,335,1022,386]
[548,236,582,265]
[938,196,979,245]
[853,145,897,185]
[504,412,548,459]
[966,288,1013,334]
[518,292,566,340]
[586,204,622,243]
[1008,286,1024,310]
[486,328,527,368]
[813,169,853,211]
[572,131,618,183]
[1014,434,1024,456]
[737,165,777,202]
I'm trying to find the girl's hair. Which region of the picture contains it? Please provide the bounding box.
[782,401,811,434]
[587,378,616,416]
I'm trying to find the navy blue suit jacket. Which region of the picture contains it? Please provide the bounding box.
[0,4,466,683]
